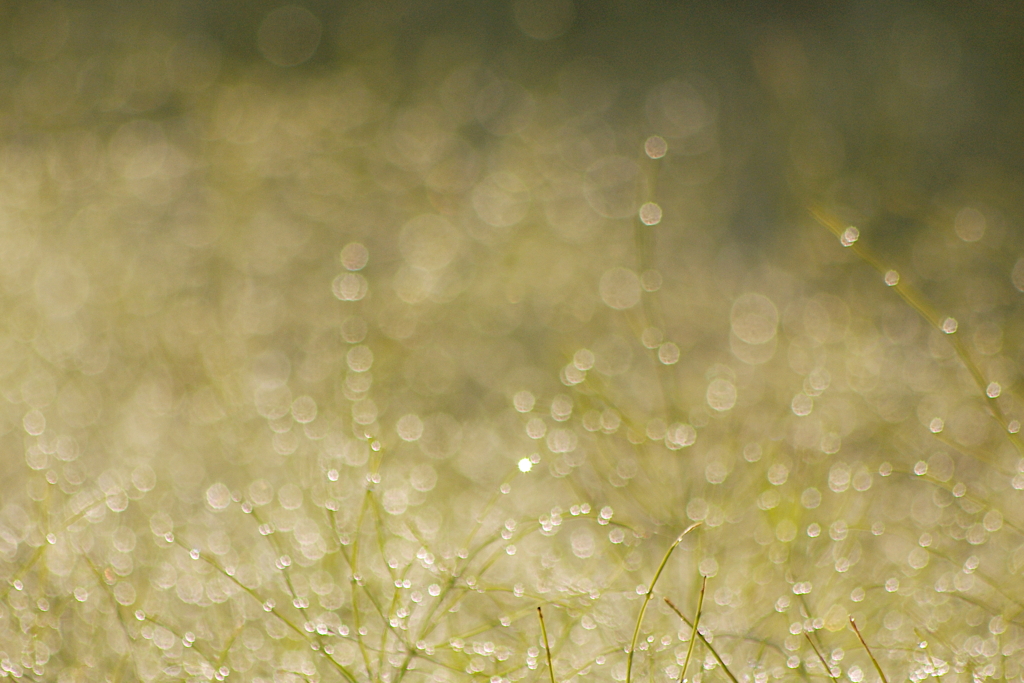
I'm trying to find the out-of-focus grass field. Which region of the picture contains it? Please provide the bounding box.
[1,1,1023,681]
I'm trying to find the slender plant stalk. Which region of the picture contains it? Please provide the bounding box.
[803,632,840,683]
[626,523,701,683]
[170,536,360,683]
[664,598,739,683]
[538,606,557,683]
[677,576,707,683]
[809,205,1023,458]
[849,617,890,683]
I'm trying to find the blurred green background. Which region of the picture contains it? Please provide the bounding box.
[1,1,1023,681]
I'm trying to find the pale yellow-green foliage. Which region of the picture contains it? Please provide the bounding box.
[0,3,1023,683]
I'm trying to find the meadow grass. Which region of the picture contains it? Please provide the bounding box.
[2,5,1023,683]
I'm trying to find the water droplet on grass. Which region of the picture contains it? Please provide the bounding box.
[639,202,662,225]
[645,135,668,159]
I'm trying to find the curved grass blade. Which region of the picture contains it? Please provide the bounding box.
[626,522,700,683]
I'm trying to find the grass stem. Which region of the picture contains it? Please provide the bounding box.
[678,575,707,683]
[809,205,1023,458]
[664,598,738,683]
[626,523,700,683]
[849,617,890,683]
[803,632,840,683]
[538,606,557,683]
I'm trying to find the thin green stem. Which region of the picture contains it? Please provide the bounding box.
[809,205,1023,458]
[849,617,890,683]
[626,523,700,683]
[170,536,359,683]
[538,606,557,683]
[803,632,840,683]
[664,598,738,683]
[678,576,706,683]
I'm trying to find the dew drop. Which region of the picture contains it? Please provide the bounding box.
[706,379,737,412]
[839,226,859,247]
[941,317,958,334]
[513,390,536,413]
[791,393,813,416]
[340,242,369,271]
[639,202,662,226]
[332,273,368,301]
[573,349,595,371]
[658,342,680,365]
[884,270,900,286]
[645,135,668,159]
[986,382,1001,398]
[206,483,231,510]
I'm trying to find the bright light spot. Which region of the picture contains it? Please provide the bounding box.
[941,317,958,334]
[518,458,532,473]
[986,382,1001,398]
[884,270,899,286]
